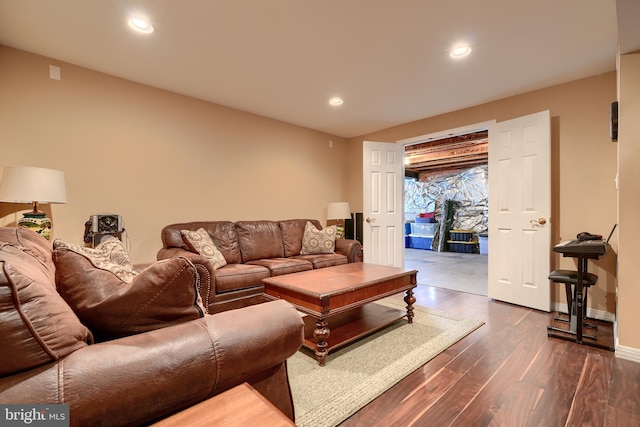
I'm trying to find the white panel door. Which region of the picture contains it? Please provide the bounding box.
[488,110,551,311]
[363,141,404,267]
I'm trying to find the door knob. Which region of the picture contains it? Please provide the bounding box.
[365,217,376,223]
[530,218,547,225]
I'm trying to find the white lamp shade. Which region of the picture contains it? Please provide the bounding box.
[0,166,68,204]
[327,202,351,220]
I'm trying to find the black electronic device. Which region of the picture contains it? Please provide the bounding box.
[611,101,618,142]
[91,214,122,233]
[343,212,364,244]
[83,214,125,247]
[577,232,602,241]
[550,225,616,352]
[554,224,616,255]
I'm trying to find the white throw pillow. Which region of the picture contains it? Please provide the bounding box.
[300,222,337,255]
[181,228,227,270]
[53,237,137,283]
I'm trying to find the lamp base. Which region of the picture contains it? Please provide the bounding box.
[19,212,52,240]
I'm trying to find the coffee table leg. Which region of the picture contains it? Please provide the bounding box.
[404,289,416,324]
[313,318,330,366]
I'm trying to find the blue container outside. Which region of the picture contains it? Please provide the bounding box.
[479,233,488,255]
[415,217,436,223]
[410,236,433,250]
[450,230,474,242]
[447,241,478,253]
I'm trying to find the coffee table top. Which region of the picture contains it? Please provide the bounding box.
[262,262,417,299]
[262,262,417,316]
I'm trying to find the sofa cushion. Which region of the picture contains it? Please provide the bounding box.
[0,240,92,376]
[214,263,270,293]
[300,222,337,255]
[181,228,227,270]
[0,226,56,274]
[247,258,313,276]
[53,242,205,339]
[236,221,285,262]
[162,221,242,264]
[292,253,348,269]
[279,219,323,258]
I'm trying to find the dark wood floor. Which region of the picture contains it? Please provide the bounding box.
[340,285,640,427]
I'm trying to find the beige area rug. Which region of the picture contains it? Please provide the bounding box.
[288,298,484,427]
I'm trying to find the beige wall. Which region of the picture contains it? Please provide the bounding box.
[347,72,618,316]
[0,46,348,262]
[617,52,640,352]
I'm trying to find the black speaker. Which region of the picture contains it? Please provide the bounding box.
[354,213,363,244]
[89,231,123,248]
[611,101,618,142]
[344,214,354,240]
[343,213,363,244]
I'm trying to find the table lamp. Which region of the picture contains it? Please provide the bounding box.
[0,166,68,240]
[327,201,351,239]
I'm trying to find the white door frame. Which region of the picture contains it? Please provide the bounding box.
[398,121,494,275]
[398,121,496,147]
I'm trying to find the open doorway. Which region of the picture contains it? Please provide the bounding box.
[402,130,489,296]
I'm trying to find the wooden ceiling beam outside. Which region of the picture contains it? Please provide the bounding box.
[405,134,488,174]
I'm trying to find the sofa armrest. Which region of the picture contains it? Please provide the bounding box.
[335,238,362,263]
[158,247,207,264]
[0,299,304,427]
[157,248,214,309]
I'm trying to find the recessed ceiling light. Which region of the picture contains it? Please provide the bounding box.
[329,97,344,106]
[450,44,472,58]
[128,17,154,34]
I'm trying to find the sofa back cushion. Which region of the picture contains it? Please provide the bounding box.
[161,221,241,264]
[54,243,206,340]
[279,219,322,257]
[0,230,92,377]
[0,226,56,276]
[54,237,138,283]
[235,221,285,262]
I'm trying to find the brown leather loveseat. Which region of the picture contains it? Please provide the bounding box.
[158,219,362,313]
[0,227,304,426]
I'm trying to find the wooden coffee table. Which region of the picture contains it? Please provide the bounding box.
[262,263,417,366]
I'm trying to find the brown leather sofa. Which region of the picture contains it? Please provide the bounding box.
[0,227,304,426]
[158,219,362,313]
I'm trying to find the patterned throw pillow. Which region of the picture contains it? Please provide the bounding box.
[181,228,227,270]
[53,237,137,283]
[300,222,337,255]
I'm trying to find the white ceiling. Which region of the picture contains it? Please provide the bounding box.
[0,1,634,139]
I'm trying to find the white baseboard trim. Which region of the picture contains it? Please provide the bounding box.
[552,302,616,323]
[615,344,640,363]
